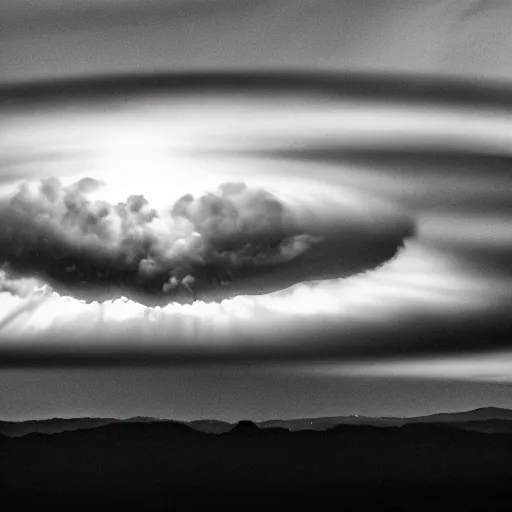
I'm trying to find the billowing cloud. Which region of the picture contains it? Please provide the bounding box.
[4,176,322,301]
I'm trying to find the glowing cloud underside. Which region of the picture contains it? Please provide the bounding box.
[0,240,509,354]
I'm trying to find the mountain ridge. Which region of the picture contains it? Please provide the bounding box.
[3,413,512,509]
[3,406,512,437]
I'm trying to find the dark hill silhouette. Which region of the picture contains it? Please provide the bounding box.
[4,407,512,439]
[2,415,512,509]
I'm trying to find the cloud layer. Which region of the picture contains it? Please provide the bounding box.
[0,76,510,372]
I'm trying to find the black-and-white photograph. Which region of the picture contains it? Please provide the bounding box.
[1,1,512,509]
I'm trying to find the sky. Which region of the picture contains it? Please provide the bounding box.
[0,1,512,421]
[3,0,512,84]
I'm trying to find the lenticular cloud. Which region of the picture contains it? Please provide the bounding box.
[3,176,320,299]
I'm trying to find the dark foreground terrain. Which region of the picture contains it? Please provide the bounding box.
[2,419,512,510]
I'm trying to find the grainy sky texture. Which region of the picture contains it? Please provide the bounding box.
[2,0,512,84]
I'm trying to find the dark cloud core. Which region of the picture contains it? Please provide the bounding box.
[0,176,415,307]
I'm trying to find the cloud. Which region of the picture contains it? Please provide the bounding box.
[0,265,51,298]
[300,351,512,384]
[3,177,322,299]
[0,265,53,332]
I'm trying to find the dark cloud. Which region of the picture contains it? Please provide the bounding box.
[0,177,327,304]
[0,173,415,306]
[4,72,512,110]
